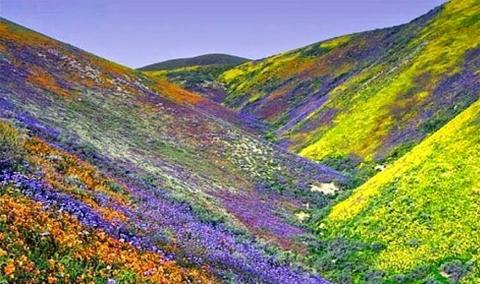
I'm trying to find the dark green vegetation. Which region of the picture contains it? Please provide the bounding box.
[145,64,235,102]
[138,53,249,71]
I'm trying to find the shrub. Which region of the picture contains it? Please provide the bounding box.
[363,270,385,284]
[440,260,472,283]
[0,121,25,170]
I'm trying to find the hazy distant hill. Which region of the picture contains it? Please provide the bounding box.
[138,53,249,71]
[140,54,250,103]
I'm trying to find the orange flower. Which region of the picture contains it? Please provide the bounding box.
[47,276,57,284]
[4,260,15,276]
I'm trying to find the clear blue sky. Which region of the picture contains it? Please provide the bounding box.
[1,0,445,68]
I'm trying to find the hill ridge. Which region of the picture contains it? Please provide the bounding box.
[138,53,250,71]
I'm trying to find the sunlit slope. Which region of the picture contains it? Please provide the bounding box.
[317,97,480,283]
[220,0,480,168]
[0,18,342,282]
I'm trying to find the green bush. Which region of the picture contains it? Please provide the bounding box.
[0,121,25,170]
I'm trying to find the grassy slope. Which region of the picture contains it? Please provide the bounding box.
[314,97,480,283]
[0,18,343,282]
[218,0,480,179]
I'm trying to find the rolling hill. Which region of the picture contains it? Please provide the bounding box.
[0,18,344,283]
[152,0,479,184]
[135,2,480,282]
[219,0,479,163]
[138,53,249,71]
[1,0,479,283]
[141,54,250,103]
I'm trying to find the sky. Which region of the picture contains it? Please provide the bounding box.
[1,0,446,68]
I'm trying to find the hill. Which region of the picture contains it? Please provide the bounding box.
[314,93,480,283]
[2,0,479,282]
[212,0,479,182]
[138,53,249,71]
[144,64,236,102]
[141,54,251,103]
[0,18,343,283]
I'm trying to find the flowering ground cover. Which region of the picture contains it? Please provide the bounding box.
[312,88,480,283]
[0,116,335,283]
[1,0,478,282]
[0,17,342,283]
[209,0,480,186]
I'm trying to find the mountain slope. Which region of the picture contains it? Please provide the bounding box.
[141,54,250,103]
[0,122,216,283]
[315,94,480,283]
[218,0,479,176]
[0,18,344,282]
[139,53,249,71]
[144,64,236,103]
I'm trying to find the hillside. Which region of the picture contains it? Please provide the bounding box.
[138,53,249,71]
[2,0,479,282]
[0,18,344,283]
[144,64,236,103]
[213,0,479,179]
[314,93,480,283]
[141,54,250,103]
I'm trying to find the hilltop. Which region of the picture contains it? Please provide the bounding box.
[138,53,249,71]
